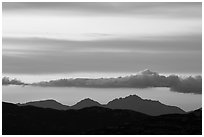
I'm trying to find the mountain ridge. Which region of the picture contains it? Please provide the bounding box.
[106,95,185,116]
[70,98,101,109]
[3,102,201,135]
[18,99,69,110]
[17,94,185,116]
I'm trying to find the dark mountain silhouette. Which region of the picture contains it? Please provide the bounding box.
[106,95,185,116]
[18,95,185,116]
[18,99,69,110]
[2,102,201,135]
[70,98,101,109]
[31,69,202,94]
[190,108,202,117]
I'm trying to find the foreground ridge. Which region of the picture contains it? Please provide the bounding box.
[3,102,201,135]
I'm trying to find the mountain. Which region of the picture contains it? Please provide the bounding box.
[70,98,101,109]
[2,102,201,135]
[191,108,202,117]
[106,95,185,116]
[18,95,185,116]
[18,99,69,110]
[137,69,159,75]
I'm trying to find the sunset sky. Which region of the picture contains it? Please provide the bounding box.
[2,2,202,82]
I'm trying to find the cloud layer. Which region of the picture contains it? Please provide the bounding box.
[2,2,202,77]
[3,36,202,74]
[32,70,202,94]
[3,2,201,41]
[2,77,25,85]
[3,2,201,18]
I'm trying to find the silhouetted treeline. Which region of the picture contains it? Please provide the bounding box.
[2,77,25,85]
[32,70,202,94]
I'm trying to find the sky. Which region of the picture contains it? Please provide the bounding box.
[2,2,202,82]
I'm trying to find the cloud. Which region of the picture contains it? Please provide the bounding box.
[3,69,201,94]
[2,3,201,75]
[3,15,201,41]
[169,75,202,94]
[32,69,202,94]
[3,2,201,18]
[3,3,201,41]
[2,36,201,74]
[2,77,25,85]
[3,35,201,53]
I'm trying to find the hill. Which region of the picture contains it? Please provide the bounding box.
[106,95,185,116]
[2,102,201,135]
[70,98,101,109]
[18,99,69,110]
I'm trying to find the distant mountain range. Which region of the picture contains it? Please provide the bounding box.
[3,101,201,135]
[18,95,185,116]
[18,99,69,110]
[70,98,101,109]
[106,95,185,115]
